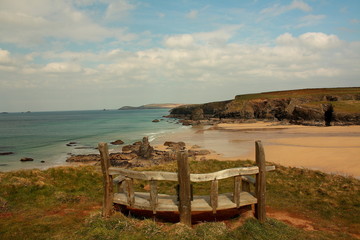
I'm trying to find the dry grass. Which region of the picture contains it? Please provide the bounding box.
[0,160,359,240]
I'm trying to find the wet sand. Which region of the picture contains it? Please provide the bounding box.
[153,122,360,178]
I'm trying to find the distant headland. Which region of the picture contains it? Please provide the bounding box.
[118,103,183,110]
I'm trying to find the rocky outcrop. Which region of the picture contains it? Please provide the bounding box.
[0,152,14,155]
[66,138,211,168]
[138,137,154,159]
[20,157,34,162]
[111,140,124,145]
[167,88,360,126]
[164,141,186,150]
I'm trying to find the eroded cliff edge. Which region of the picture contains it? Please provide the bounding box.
[167,88,360,126]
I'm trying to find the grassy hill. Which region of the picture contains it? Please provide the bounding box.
[0,161,359,240]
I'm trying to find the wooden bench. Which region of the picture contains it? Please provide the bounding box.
[99,140,275,226]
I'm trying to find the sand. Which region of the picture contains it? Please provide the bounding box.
[153,122,360,178]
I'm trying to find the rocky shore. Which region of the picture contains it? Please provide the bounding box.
[66,137,211,168]
[167,88,360,126]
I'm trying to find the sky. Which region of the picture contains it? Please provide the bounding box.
[0,0,359,112]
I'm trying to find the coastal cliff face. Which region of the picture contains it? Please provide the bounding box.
[168,88,360,125]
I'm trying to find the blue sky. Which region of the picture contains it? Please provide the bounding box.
[0,0,359,111]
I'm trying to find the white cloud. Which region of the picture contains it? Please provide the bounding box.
[164,34,195,48]
[43,62,83,73]
[164,25,242,48]
[186,10,199,19]
[0,0,136,46]
[105,0,136,20]
[296,14,326,28]
[0,49,12,63]
[299,32,342,49]
[261,0,312,17]
[1,31,358,110]
[277,32,342,49]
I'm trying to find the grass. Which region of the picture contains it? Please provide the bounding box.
[235,87,360,101]
[302,100,360,114]
[0,160,359,240]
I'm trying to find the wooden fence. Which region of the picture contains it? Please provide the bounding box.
[99,140,275,226]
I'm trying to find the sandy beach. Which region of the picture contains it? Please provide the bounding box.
[153,122,360,178]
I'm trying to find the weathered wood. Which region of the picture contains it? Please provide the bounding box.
[210,179,219,213]
[109,168,178,181]
[113,192,257,212]
[241,175,256,185]
[150,180,158,214]
[242,180,251,192]
[190,167,259,182]
[125,177,135,206]
[255,140,266,222]
[108,165,274,182]
[98,142,113,217]
[113,175,125,193]
[233,176,242,207]
[177,151,192,226]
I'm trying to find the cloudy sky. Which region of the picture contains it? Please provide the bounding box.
[0,0,359,112]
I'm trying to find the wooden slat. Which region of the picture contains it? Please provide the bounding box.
[241,175,255,185]
[149,180,158,214]
[210,179,218,213]
[190,167,259,182]
[242,180,251,192]
[113,175,125,193]
[255,140,266,222]
[98,142,113,217]
[233,176,241,207]
[113,192,257,212]
[125,178,135,206]
[109,168,178,181]
[177,151,192,226]
[109,165,274,182]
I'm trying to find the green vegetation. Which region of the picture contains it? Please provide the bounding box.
[303,100,360,113]
[235,87,360,101]
[1,161,359,240]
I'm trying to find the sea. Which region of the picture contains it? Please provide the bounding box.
[0,109,186,172]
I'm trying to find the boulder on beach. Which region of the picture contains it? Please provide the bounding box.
[0,152,14,156]
[66,142,77,146]
[188,149,211,156]
[20,157,34,162]
[66,154,100,162]
[122,144,140,153]
[164,141,186,150]
[138,137,154,159]
[152,119,160,123]
[111,140,124,145]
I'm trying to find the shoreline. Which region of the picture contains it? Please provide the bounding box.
[2,120,359,179]
[152,121,360,178]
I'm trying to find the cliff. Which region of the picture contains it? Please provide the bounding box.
[168,88,360,125]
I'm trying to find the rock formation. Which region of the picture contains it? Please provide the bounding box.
[111,140,124,145]
[167,88,360,126]
[66,138,211,168]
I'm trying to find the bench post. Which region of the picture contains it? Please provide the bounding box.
[98,142,114,217]
[150,180,158,214]
[255,140,266,222]
[177,151,192,226]
[210,179,219,214]
[233,176,242,207]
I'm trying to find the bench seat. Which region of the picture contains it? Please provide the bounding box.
[113,191,257,212]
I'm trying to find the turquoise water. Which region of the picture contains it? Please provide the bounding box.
[0,109,184,171]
